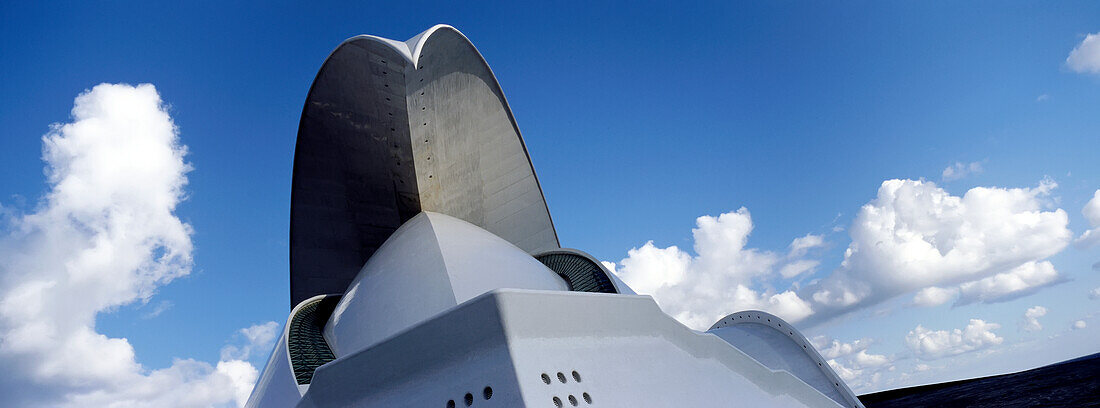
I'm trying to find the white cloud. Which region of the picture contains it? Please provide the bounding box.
[942,161,984,181]
[779,234,825,278]
[141,300,174,319]
[853,350,891,368]
[1067,33,1100,74]
[812,336,873,360]
[1073,320,1087,329]
[779,259,820,279]
[828,359,861,383]
[811,335,892,391]
[1036,94,1050,102]
[220,321,280,361]
[1021,306,1047,332]
[912,286,958,307]
[804,179,1070,323]
[1075,189,1100,247]
[914,363,931,372]
[612,208,816,329]
[0,84,256,407]
[905,319,1004,360]
[789,233,825,257]
[1090,287,1100,300]
[955,261,1063,305]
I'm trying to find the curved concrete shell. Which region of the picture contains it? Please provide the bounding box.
[254,25,862,408]
[708,311,864,408]
[290,25,559,306]
[322,212,568,357]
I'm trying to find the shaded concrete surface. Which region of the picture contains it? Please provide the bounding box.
[860,352,1100,407]
[290,27,558,306]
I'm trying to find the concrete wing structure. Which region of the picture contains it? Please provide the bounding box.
[290,25,558,307]
[251,25,866,408]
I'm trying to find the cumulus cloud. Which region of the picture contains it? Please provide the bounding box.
[1090,287,1100,300]
[955,261,1063,305]
[813,336,873,360]
[912,287,958,307]
[942,161,983,181]
[610,208,817,329]
[828,359,861,383]
[613,178,1074,328]
[1073,320,1087,329]
[1021,306,1047,332]
[853,350,891,368]
[220,321,280,362]
[804,179,1071,324]
[0,83,258,407]
[1076,189,1100,247]
[812,335,892,391]
[1067,33,1100,74]
[905,319,1004,360]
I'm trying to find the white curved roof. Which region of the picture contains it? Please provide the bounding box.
[323,212,568,357]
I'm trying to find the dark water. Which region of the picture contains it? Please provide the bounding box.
[859,352,1100,407]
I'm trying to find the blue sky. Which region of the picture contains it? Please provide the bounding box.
[1,1,1099,405]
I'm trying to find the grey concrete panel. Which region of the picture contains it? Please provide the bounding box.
[290,38,419,307]
[290,27,559,307]
[407,27,557,256]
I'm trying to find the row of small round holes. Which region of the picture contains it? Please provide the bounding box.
[717,313,850,403]
[373,58,410,175]
[540,371,591,406]
[417,54,432,179]
[380,55,434,179]
[445,386,492,407]
[551,394,591,407]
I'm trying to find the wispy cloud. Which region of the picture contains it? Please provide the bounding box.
[942,161,984,181]
[1020,306,1047,332]
[141,300,174,319]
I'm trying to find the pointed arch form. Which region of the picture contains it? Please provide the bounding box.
[290,26,559,306]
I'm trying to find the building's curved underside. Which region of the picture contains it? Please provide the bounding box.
[290,25,559,306]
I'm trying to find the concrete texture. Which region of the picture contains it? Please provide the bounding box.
[290,26,558,306]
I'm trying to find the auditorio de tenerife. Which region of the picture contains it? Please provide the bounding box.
[245,25,864,408]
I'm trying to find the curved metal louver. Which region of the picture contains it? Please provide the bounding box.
[535,250,618,294]
[288,296,340,384]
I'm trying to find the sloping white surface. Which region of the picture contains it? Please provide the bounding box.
[323,212,567,357]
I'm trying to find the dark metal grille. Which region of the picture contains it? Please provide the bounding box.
[288,296,340,384]
[536,253,617,294]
